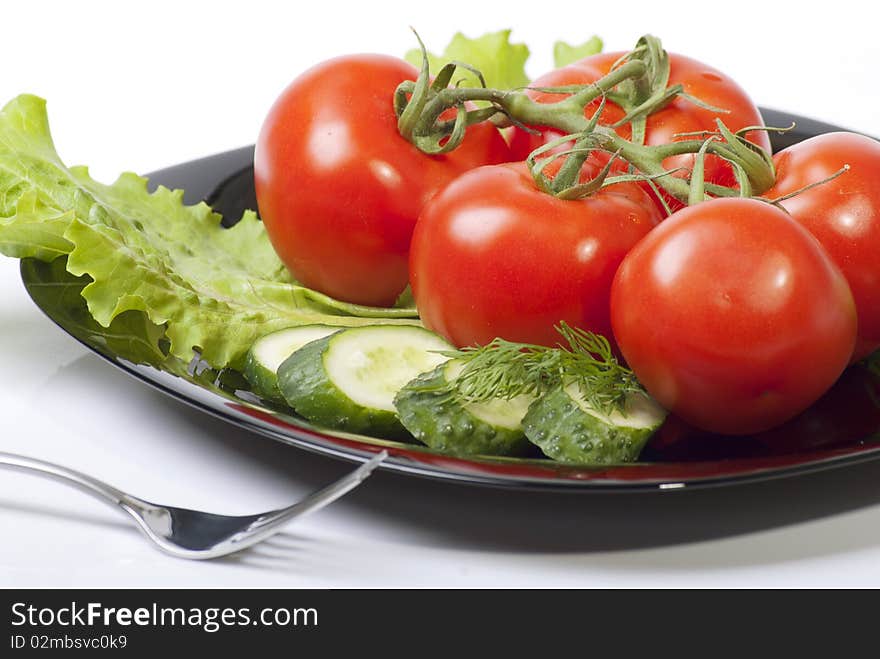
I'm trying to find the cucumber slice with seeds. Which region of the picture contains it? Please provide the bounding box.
[244,325,340,402]
[277,326,452,438]
[523,383,667,464]
[395,360,535,456]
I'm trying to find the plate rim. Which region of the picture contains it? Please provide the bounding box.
[20,106,880,493]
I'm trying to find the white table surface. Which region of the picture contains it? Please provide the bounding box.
[2,0,880,588]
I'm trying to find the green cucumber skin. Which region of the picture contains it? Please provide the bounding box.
[522,388,657,464]
[243,350,285,403]
[243,325,339,403]
[277,335,408,439]
[394,366,532,457]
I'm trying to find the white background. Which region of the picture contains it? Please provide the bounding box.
[2,0,880,587]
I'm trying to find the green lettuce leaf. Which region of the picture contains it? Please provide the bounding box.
[21,257,169,367]
[0,95,419,370]
[553,36,604,68]
[405,29,530,90]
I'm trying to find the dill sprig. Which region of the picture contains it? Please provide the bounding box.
[436,322,644,416]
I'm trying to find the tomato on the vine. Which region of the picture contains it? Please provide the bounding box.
[509,51,771,212]
[254,54,511,307]
[764,132,880,360]
[410,160,662,349]
[611,197,857,435]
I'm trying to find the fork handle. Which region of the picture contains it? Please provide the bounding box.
[0,451,128,507]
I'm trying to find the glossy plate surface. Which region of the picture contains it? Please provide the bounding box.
[21,108,880,492]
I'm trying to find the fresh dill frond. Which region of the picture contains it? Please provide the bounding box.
[442,338,564,401]
[436,322,644,416]
[555,323,643,413]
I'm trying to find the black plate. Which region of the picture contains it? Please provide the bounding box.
[21,108,880,492]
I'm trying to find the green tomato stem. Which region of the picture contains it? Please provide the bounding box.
[396,33,776,205]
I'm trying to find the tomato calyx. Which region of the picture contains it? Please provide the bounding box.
[394,31,655,154]
[394,32,499,152]
[521,115,777,206]
[603,34,711,147]
[395,33,778,207]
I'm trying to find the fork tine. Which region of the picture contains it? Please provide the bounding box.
[265,450,388,524]
[225,450,389,551]
[0,449,389,560]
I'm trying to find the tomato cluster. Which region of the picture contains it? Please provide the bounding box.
[255,44,880,436]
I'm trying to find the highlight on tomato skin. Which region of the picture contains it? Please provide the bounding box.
[254,54,511,308]
[409,160,662,350]
[610,196,858,436]
[764,131,880,361]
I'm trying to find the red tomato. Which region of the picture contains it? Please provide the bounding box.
[764,132,880,360]
[611,197,857,435]
[254,54,511,307]
[509,51,771,212]
[410,161,662,348]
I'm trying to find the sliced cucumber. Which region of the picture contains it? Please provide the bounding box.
[523,383,667,464]
[244,325,340,402]
[277,325,452,438]
[395,360,535,457]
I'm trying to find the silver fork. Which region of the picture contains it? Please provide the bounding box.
[0,450,387,560]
